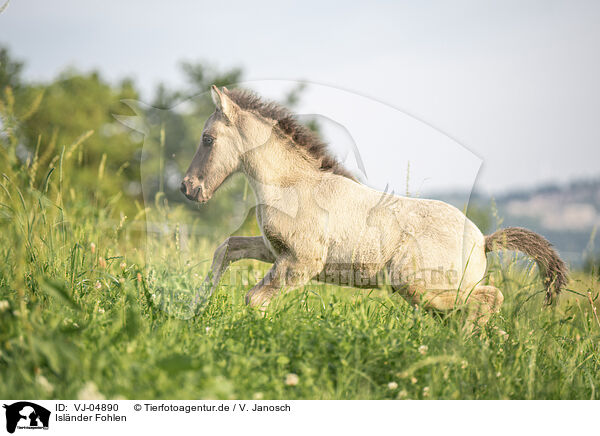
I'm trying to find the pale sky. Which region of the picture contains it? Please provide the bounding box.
[1,0,599,195]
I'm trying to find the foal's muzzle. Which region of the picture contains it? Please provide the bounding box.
[180,178,209,203]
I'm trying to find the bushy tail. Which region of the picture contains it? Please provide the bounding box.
[485,227,569,305]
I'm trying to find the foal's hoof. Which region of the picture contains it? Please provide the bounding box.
[245,294,270,317]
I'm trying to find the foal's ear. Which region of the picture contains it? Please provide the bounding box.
[210,85,237,120]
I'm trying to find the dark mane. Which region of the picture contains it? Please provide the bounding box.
[224,88,355,180]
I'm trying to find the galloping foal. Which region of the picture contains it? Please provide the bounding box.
[181,85,568,325]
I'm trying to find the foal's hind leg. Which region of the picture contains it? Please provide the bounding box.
[392,283,504,329]
[463,285,504,328]
[201,236,275,295]
[393,284,461,311]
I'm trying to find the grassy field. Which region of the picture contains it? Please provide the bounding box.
[1,102,600,400]
[1,169,600,401]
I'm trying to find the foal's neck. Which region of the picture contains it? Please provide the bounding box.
[241,135,322,204]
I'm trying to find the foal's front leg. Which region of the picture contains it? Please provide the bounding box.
[202,236,275,295]
[245,257,321,310]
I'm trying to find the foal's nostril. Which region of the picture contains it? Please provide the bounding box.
[180,182,187,195]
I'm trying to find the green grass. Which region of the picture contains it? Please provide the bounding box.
[1,176,599,400]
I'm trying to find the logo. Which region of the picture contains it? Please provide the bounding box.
[3,402,50,434]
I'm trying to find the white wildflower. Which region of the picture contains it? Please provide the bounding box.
[77,382,105,400]
[285,373,299,386]
[36,374,54,395]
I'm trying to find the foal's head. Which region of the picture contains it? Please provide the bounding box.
[180,85,275,202]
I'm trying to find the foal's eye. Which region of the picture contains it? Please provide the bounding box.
[202,135,214,147]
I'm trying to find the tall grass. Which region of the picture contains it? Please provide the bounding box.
[1,87,599,399]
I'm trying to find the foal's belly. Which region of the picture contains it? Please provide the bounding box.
[317,238,391,288]
[314,262,386,289]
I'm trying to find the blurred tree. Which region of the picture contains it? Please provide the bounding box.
[0,46,23,90]
[20,69,141,211]
[180,61,243,94]
[152,82,181,110]
[466,203,492,234]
